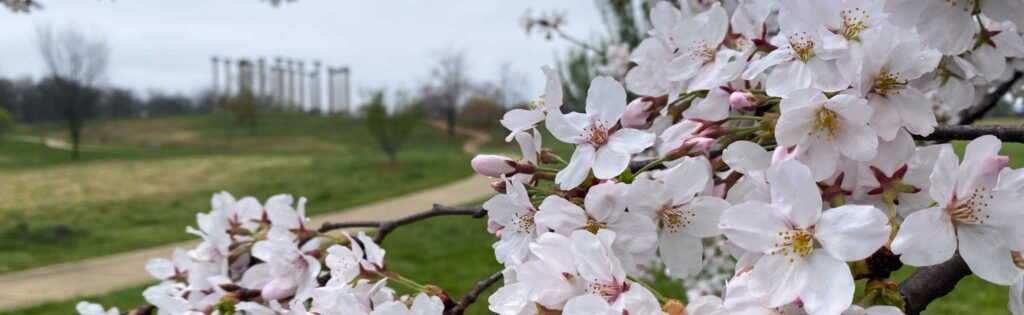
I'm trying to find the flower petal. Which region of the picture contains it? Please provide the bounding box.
[958,225,1020,285]
[593,146,630,179]
[606,128,655,154]
[659,232,704,278]
[767,160,822,228]
[815,205,890,261]
[798,252,855,315]
[555,145,596,189]
[586,76,628,126]
[536,196,588,233]
[891,207,956,266]
[719,201,790,253]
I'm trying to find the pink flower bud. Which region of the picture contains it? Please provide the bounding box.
[729,91,756,112]
[471,155,516,177]
[490,180,508,193]
[622,98,655,129]
[261,277,298,300]
[685,137,715,153]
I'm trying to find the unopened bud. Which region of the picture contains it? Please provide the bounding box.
[685,137,715,154]
[539,148,561,164]
[662,299,685,315]
[424,285,455,310]
[622,98,655,129]
[471,155,516,177]
[490,180,507,193]
[261,278,297,300]
[729,91,756,112]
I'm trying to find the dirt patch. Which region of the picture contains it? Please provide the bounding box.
[0,155,312,214]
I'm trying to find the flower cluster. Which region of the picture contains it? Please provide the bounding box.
[480,0,1024,314]
[78,193,444,315]
[76,0,1024,314]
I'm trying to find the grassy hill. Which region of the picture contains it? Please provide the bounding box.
[0,112,474,273]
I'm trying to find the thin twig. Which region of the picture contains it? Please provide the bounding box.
[917,124,1024,143]
[445,270,505,315]
[897,253,972,315]
[318,204,487,244]
[554,28,604,55]
[960,71,1023,125]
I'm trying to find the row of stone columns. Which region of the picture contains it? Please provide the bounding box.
[210,56,351,114]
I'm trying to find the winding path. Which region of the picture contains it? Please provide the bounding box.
[0,122,496,311]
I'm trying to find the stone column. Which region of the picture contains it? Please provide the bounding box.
[223,58,233,98]
[274,57,284,109]
[257,58,266,99]
[211,56,220,106]
[312,61,322,113]
[286,60,296,110]
[340,66,351,113]
[327,67,336,114]
[238,59,254,94]
[298,61,306,112]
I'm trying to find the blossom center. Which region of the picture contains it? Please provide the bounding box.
[583,218,607,234]
[839,8,870,40]
[585,123,611,146]
[660,203,694,232]
[810,107,840,141]
[586,278,628,303]
[511,211,536,234]
[773,229,815,262]
[529,94,548,112]
[687,40,717,64]
[948,186,993,224]
[787,32,816,61]
[871,72,907,96]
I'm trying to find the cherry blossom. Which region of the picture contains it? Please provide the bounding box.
[546,76,655,189]
[627,156,729,278]
[720,161,890,314]
[892,135,1024,285]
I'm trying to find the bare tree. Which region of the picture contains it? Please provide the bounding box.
[430,50,470,137]
[35,25,109,160]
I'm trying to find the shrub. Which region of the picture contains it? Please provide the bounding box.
[363,91,420,164]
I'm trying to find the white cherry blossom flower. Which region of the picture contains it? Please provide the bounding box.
[854,26,941,140]
[892,135,1024,285]
[719,160,890,314]
[75,302,119,315]
[775,89,877,180]
[502,66,562,141]
[535,182,657,255]
[666,3,729,90]
[742,8,849,97]
[547,76,655,189]
[484,176,541,265]
[628,157,729,278]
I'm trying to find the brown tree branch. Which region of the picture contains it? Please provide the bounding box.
[916,124,1024,143]
[960,71,1023,125]
[318,204,487,244]
[897,253,972,315]
[445,270,505,315]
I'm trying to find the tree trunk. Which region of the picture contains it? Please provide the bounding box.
[446,105,456,137]
[69,121,81,161]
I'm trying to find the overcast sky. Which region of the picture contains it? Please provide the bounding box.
[0,0,604,105]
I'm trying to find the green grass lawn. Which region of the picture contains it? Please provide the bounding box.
[0,112,473,273]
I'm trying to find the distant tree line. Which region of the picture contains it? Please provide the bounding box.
[0,77,215,124]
